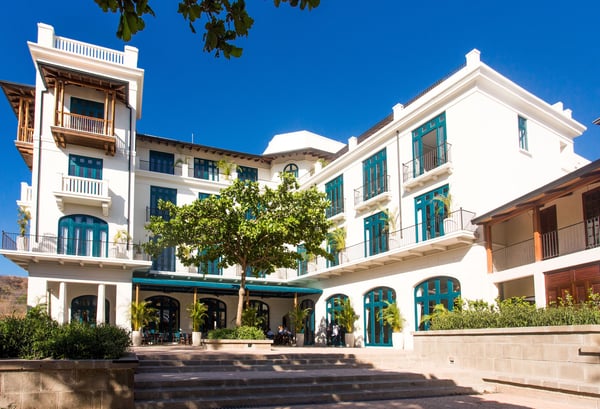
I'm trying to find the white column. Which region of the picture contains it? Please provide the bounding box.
[58,281,68,324]
[97,284,106,325]
[115,281,133,330]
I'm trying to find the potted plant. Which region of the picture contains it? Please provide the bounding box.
[113,229,131,258]
[432,193,455,233]
[133,242,144,260]
[130,300,157,346]
[16,206,30,250]
[187,301,208,346]
[335,298,358,347]
[379,300,405,349]
[289,304,311,347]
[329,227,346,263]
[217,159,237,180]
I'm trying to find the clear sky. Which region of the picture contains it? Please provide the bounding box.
[0,1,598,276]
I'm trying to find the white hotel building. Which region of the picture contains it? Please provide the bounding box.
[1,23,598,349]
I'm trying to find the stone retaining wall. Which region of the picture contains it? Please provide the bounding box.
[203,339,274,350]
[0,356,138,409]
[413,325,600,397]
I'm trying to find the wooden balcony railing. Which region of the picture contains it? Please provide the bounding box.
[17,126,34,143]
[58,112,112,136]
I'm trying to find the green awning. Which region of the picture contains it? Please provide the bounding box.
[131,277,321,298]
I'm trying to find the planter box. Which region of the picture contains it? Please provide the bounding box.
[204,339,273,351]
[0,355,138,409]
[413,325,600,397]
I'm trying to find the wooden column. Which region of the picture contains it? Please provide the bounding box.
[533,207,543,262]
[193,288,197,304]
[135,284,139,304]
[484,224,493,274]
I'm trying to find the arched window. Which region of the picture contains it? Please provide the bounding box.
[414,276,461,331]
[325,294,347,346]
[283,163,298,178]
[146,296,180,342]
[71,295,109,325]
[364,286,395,346]
[200,298,227,332]
[58,215,108,257]
[248,300,270,331]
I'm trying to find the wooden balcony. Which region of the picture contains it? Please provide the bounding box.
[0,81,35,169]
[51,112,116,156]
[16,126,34,169]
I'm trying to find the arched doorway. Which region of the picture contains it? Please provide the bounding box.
[414,276,461,330]
[147,295,180,341]
[325,294,347,346]
[199,298,227,332]
[364,287,395,346]
[300,299,315,345]
[71,295,109,325]
[248,300,270,331]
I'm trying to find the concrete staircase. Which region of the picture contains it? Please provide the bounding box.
[133,348,480,409]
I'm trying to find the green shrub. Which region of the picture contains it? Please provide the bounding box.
[0,306,130,359]
[207,326,266,340]
[425,292,600,330]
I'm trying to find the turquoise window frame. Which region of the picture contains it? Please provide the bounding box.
[149,150,175,175]
[325,294,348,346]
[194,158,219,181]
[297,244,308,276]
[518,116,528,151]
[150,186,177,272]
[300,299,316,345]
[412,112,447,177]
[70,96,104,119]
[414,276,461,331]
[364,287,395,347]
[362,149,387,201]
[283,163,299,177]
[326,234,340,268]
[364,211,388,257]
[238,166,258,182]
[57,214,108,257]
[325,174,344,218]
[68,154,103,180]
[414,184,449,243]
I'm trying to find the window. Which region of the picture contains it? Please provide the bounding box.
[149,150,175,175]
[325,175,344,218]
[199,298,227,332]
[364,287,395,346]
[583,187,600,249]
[70,97,104,119]
[518,116,528,151]
[362,149,387,201]
[69,154,103,180]
[146,296,179,341]
[283,163,298,178]
[297,244,308,276]
[196,192,222,275]
[150,186,177,271]
[326,233,340,268]
[71,295,109,325]
[238,165,258,182]
[414,276,461,330]
[364,211,388,256]
[248,300,270,332]
[414,185,449,242]
[194,158,219,181]
[411,112,448,177]
[58,214,108,257]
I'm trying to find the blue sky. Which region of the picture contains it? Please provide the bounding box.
[0,1,598,276]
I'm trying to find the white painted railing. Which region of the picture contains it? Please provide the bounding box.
[54,36,125,65]
[60,175,109,197]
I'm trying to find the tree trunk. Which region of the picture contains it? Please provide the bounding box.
[235,273,246,327]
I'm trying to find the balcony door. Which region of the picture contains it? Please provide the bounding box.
[540,206,558,259]
[58,214,108,257]
[412,112,447,177]
[583,187,600,249]
[414,185,449,242]
[150,186,177,271]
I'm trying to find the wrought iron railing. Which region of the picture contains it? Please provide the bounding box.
[139,160,175,175]
[354,175,390,206]
[0,231,150,260]
[402,142,452,182]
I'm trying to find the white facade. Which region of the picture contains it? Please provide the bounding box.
[1,24,595,349]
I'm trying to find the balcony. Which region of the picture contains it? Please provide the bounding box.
[491,218,600,272]
[53,175,111,216]
[16,126,34,169]
[403,143,452,192]
[354,175,391,212]
[51,112,116,156]
[0,232,151,270]
[286,208,477,282]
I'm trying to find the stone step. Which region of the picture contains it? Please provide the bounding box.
[137,361,374,373]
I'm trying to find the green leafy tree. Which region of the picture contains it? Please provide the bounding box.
[94,0,320,58]
[144,172,331,326]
